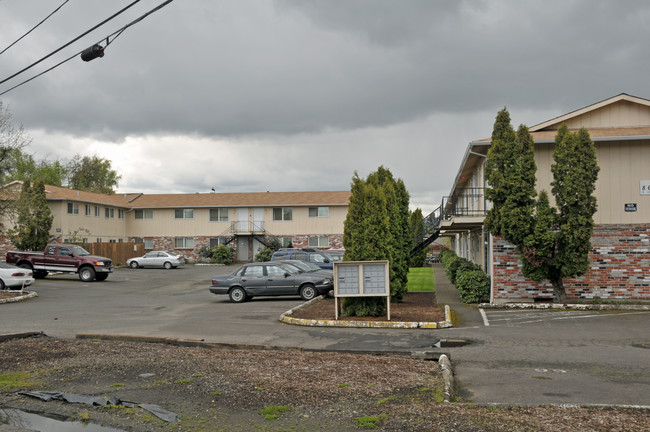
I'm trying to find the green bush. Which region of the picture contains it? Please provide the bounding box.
[341,297,386,317]
[255,247,274,262]
[456,269,490,303]
[212,245,233,264]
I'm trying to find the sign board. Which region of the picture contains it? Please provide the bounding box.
[641,180,650,195]
[625,203,637,212]
[333,260,390,320]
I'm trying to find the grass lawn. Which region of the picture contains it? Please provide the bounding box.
[406,267,434,291]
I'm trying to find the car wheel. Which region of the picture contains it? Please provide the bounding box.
[79,266,96,282]
[130,261,139,269]
[229,287,247,303]
[34,270,48,279]
[0,279,5,290]
[163,261,172,270]
[300,284,317,301]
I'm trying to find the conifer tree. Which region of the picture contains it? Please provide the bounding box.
[485,109,599,303]
[9,180,53,251]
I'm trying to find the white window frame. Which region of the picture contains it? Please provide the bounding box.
[309,206,329,218]
[94,206,100,217]
[105,207,115,219]
[175,237,194,249]
[135,209,154,220]
[308,235,329,247]
[175,208,194,219]
[84,204,91,216]
[209,208,229,222]
[144,238,154,249]
[67,203,79,215]
[118,209,125,219]
[272,207,293,221]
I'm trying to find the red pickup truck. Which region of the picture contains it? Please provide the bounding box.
[6,244,113,282]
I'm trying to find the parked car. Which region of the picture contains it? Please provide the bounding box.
[127,251,185,269]
[0,262,35,290]
[270,248,334,269]
[209,262,333,303]
[274,259,333,278]
[325,248,345,262]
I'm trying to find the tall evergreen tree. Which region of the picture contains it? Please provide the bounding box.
[485,109,600,303]
[342,167,411,315]
[9,180,53,251]
[409,208,427,267]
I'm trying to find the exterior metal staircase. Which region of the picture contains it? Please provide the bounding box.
[410,205,442,257]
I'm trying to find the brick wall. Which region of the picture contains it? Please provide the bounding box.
[492,224,650,301]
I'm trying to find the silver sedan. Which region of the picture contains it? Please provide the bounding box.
[127,251,185,269]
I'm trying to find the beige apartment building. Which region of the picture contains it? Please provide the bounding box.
[0,183,350,262]
[439,93,650,302]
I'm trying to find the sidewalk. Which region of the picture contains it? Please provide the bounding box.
[432,263,484,328]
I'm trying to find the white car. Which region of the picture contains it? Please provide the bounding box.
[127,251,185,269]
[0,262,35,290]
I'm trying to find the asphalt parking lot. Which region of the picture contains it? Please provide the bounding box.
[1,264,649,407]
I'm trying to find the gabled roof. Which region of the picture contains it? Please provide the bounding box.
[127,190,352,208]
[2,181,351,209]
[529,93,650,132]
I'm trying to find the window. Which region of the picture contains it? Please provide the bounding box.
[94,206,100,217]
[309,236,329,247]
[272,207,292,221]
[109,239,117,243]
[266,265,286,277]
[309,207,329,218]
[85,204,91,216]
[175,237,194,249]
[135,209,154,220]
[67,203,79,215]
[105,207,114,218]
[144,238,154,249]
[118,209,125,219]
[175,208,194,219]
[281,237,293,247]
[243,265,264,277]
[96,238,102,243]
[209,208,229,222]
[209,237,230,248]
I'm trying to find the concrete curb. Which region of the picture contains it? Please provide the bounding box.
[0,290,38,304]
[438,354,455,403]
[279,296,453,329]
[480,302,650,311]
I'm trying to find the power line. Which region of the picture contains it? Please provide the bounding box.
[0,0,142,87]
[0,0,175,97]
[0,0,71,56]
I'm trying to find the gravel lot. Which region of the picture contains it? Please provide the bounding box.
[1,336,648,431]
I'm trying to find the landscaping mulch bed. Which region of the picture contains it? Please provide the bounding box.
[290,291,446,323]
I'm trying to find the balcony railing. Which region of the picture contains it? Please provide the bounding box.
[441,188,487,219]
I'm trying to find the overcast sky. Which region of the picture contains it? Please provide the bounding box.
[1,0,648,214]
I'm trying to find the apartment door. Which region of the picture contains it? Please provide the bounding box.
[237,208,249,232]
[237,236,249,261]
[253,208,264,231]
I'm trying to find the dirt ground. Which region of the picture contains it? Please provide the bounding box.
[290,291,447,323]
[1,291,648,431]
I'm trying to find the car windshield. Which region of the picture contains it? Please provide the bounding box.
[69,245,91,256]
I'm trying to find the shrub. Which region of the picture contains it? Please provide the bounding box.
[212,245,233,264]
[456,269,490,303]
[255,247,274,262]
[341,297,386,317]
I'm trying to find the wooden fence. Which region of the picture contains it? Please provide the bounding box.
[74,242,144,265]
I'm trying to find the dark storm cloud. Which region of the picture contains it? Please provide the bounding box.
[2,0,649,141]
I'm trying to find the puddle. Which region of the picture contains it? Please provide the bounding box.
[434,339,473,348]
[0,408,127,432]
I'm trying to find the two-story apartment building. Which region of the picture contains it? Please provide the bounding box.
[0,183,350,262]
[439,93,650,302]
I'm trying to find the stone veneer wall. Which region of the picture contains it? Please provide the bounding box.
[131,234,344,262]
[492,224,650,302]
